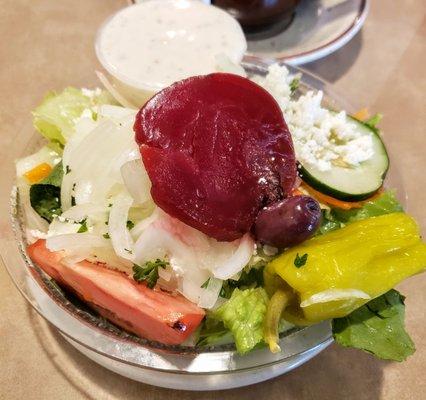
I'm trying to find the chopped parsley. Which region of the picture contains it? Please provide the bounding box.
[102,233,110,239]
[294,253,308,268]
[65,165,71,175]
[77,218,88,233]
[126,220,135,230]
[290,77,300,94]
[133,259,169,289]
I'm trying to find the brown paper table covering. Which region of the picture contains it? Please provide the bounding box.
[0,1,425,399]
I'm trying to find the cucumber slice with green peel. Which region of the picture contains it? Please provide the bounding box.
[298,117,389,202]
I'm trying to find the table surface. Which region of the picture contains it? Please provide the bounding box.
[1,1,425,399]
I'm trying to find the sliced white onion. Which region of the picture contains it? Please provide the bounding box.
[86,247,133,275]
[158,266,172,282]
[300,289,371,308]
[212,234,255,280]
[132,208,256,303]
[48,219,81,237]
[120,159,152,205]
[62,253,88,264]
[108,191,134,260]
[16,183,49,234]
[134,224,185,266]
[97,104,137,121]
[46,233,109,252]
[48,203,109,237]
[198,277,223,309]
[61,120,116,209]
[16,146,61,177]
[181,268,211,304]
[61,203,107,221]
[61,116,140,209]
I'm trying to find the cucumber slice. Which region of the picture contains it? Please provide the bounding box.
[298,117,389,201]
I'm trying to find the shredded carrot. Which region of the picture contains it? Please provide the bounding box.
[291,188,304,197]
[352,108,370,121]
[24,163,52,184]
[301,182,382,210]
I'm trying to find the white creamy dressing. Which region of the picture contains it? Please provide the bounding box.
[96,0,247,91]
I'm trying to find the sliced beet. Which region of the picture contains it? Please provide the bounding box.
[134,73,296,241]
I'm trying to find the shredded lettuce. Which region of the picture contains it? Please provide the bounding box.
[32,87,116,149]
[208,288,268,354]
[332,290,415,361]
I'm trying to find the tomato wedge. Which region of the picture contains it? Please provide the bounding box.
[27,240,205,345]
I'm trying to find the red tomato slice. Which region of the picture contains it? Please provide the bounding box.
[27,240,205,345]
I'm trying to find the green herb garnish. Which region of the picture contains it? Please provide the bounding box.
[133,259,169,288]
[290,77,300,94]
[126,220,135,230]
[77,218,88,233]
[294,253,308,268]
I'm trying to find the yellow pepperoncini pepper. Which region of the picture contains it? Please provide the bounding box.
[265,213,426,323]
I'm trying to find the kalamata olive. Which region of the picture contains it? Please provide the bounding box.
[254,195,322,248]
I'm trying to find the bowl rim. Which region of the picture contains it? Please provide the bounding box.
[2,59,390,374]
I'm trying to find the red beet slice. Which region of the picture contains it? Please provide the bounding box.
[134,73,296,241]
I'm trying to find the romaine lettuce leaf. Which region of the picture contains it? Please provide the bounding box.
[209,288,268,354]
[332,190,403,223]
[220,266,265,299]
[332,289,415,361]
[316,209,345,236]
[197,318,234,347]
[29,162,63,222]
[32,87,115,148]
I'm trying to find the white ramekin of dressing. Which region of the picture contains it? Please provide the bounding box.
[95,0,247,107]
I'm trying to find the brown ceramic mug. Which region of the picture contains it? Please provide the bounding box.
[212,0,300,34]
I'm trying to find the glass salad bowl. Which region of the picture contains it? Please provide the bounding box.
[0,60,405,391]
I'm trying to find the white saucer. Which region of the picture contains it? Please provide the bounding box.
[247,0,369,65]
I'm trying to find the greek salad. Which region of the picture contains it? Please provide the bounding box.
[17,64,425,360]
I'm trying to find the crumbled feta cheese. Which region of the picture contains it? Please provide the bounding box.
[263,244,278,256]
[28,229,48,240]
[72,107,94,124]
[252,64,299,111]
[81,87,103,99]
[253,64,374,171]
